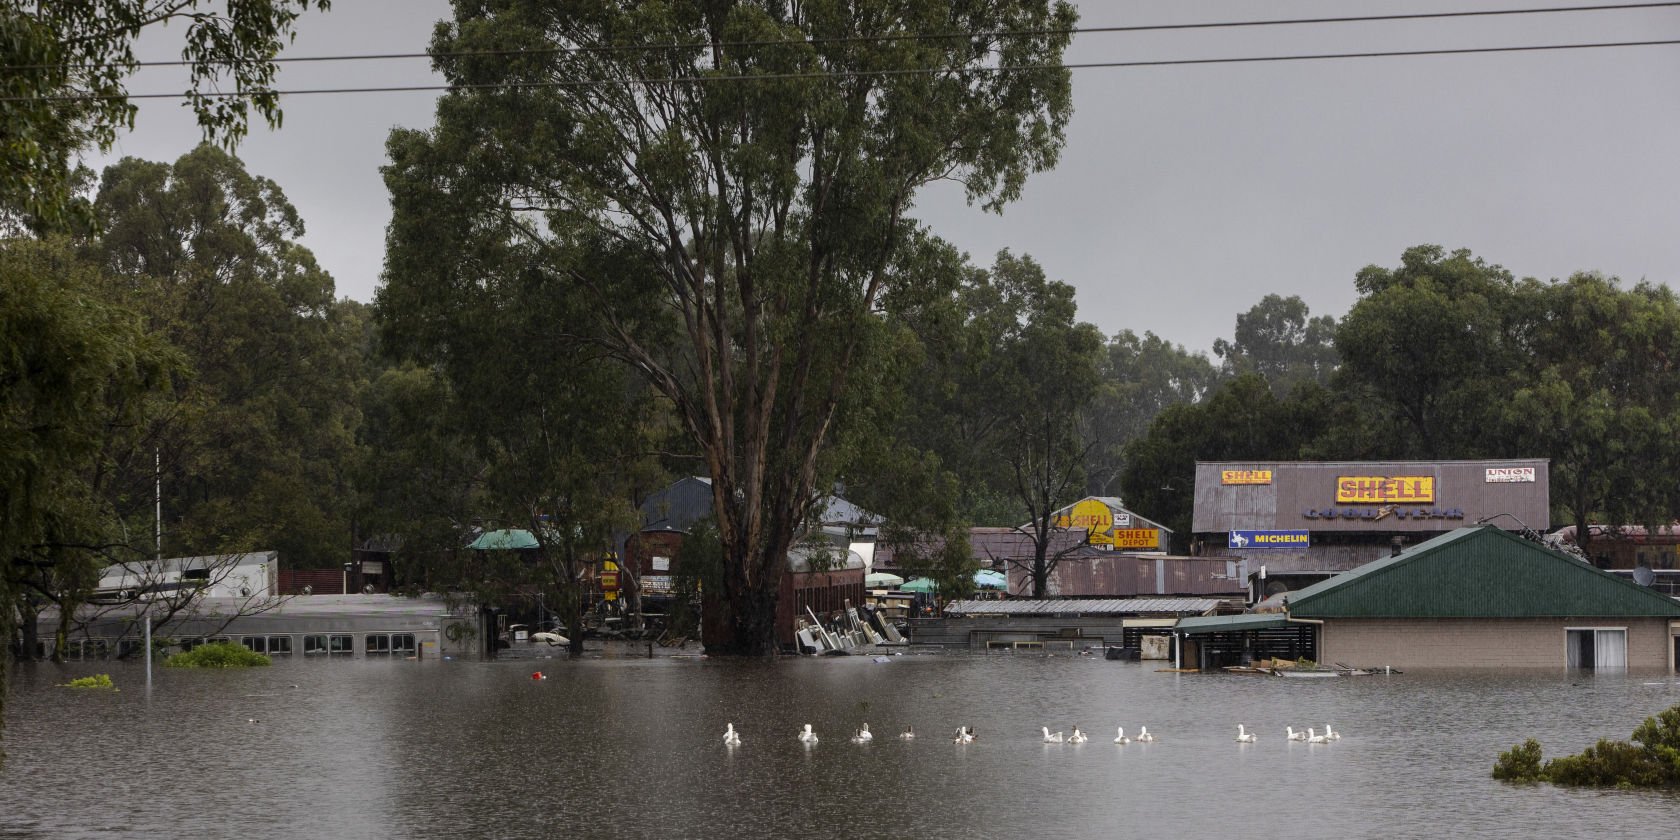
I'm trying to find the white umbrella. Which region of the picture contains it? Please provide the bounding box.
[865,571,904,588]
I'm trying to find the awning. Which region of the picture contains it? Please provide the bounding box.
[1175,614,1292,634]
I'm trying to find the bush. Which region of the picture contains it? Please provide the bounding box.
[1492,738,1544,782]
[1494,704,1680,788]
[1545,739,1668,788]
[61,674,117,690]
[165,641,271,669]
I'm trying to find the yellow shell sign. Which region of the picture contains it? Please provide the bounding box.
[1056,499,1115,545]
[1112,529,1159,549]
[1221,469,1272,485]
[1336,476,1434,504]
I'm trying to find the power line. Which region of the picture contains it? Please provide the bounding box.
[10,37,1680,104]
[9,2,1680,72]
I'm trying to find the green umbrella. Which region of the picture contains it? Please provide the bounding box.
[899,577,938,593]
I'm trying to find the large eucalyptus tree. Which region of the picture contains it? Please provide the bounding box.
[380,0,1075,653]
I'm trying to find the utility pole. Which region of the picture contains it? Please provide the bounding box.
[147,447,160,690]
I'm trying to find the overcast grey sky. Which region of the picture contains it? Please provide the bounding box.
[88,1,1680,356]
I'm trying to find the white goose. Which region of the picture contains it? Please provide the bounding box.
[857,723,873,742]
[1135,726,1155,742]
[899,726,916,741]
[1113,726,1130,744]
[952,726,974,744]
[1325,723,1342,740]
[1286,726,1307,741]
[1068,726,1088,744]
[1042,726,1065,743]
[723,723,742,746]
[1307,727,1328,744]
[798,724,818,744]
[1235,724,1257,743]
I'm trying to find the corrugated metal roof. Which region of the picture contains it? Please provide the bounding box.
[1176,614,1291,634]
[942,598,1222,616]
[1191,459,1551,534]
[1288,526,1680,618]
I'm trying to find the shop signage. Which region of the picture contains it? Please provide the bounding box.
[1228,530,1309,549]
[1485,467,1535,483]
[1303,506,1464,521]
[1112,528,1159,549]
[1222,469,1273,485]
[601,559,620,602]
[1335,475,1434,504]
[1056,499,1116,545]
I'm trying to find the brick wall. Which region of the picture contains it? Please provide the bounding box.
[1319,617,1676,670]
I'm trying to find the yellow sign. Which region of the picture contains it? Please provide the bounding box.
[1056,499,1116,545]
[1336,476,1434,504]
[1112,529,1159,549]
[1221,469,1272,485]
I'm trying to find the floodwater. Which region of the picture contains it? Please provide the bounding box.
[4,651,1680,839]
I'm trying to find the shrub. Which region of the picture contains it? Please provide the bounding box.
[1495,704,1680,788]
[1545,739,1667,788]
[1492,738,1545,782]
[61,674,117,690]
[165,641,270,668]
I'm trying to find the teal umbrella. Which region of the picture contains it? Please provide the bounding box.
[899,577,938,593]
[975,569,1007,589]
[468,529,539,550]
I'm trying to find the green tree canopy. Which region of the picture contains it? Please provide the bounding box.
[380,0,1076,653]
[88,145,363,566]
[1,0,330,231]
[1213,293,1337,395]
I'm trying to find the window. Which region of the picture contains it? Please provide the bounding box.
[241,636,268,654]
[304,635,328,655]
[267,636,292,656]
[181,568,211,582]
[86,639,109,659]
[392,634,416,655]
[58,640,82,660]
[118,639,145,659]
[179,637,205,652]
[329,634,353,655]
[1567,628,1628,669]
[366,634,392,655]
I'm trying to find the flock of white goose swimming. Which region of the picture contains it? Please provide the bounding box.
[722,721,1344,746]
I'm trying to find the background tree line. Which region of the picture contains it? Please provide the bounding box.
[9,1,1680,681]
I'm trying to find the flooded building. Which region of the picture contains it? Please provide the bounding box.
[1179,526,1680,671]
[911,597,1229,651]
[1192,459,1551,601]
[625,476,878,651]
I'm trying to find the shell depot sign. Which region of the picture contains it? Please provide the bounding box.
[1053,500,1161,549]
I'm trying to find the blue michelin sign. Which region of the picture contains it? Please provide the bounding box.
[1228,529,1310,549]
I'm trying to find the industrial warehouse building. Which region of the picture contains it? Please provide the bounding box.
[1192,459,1552,599]
[1177,525,1680,671]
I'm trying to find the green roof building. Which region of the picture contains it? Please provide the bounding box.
[1287,526,1680,670]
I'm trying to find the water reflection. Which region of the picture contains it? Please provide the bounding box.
[3,654,1680,839]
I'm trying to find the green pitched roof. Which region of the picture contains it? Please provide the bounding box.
[1176,614,1290,634]
[1288,526,1680,619]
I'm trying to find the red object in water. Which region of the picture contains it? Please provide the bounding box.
[531,671,546,680]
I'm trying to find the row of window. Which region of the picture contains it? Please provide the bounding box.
[51,633,419,660]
